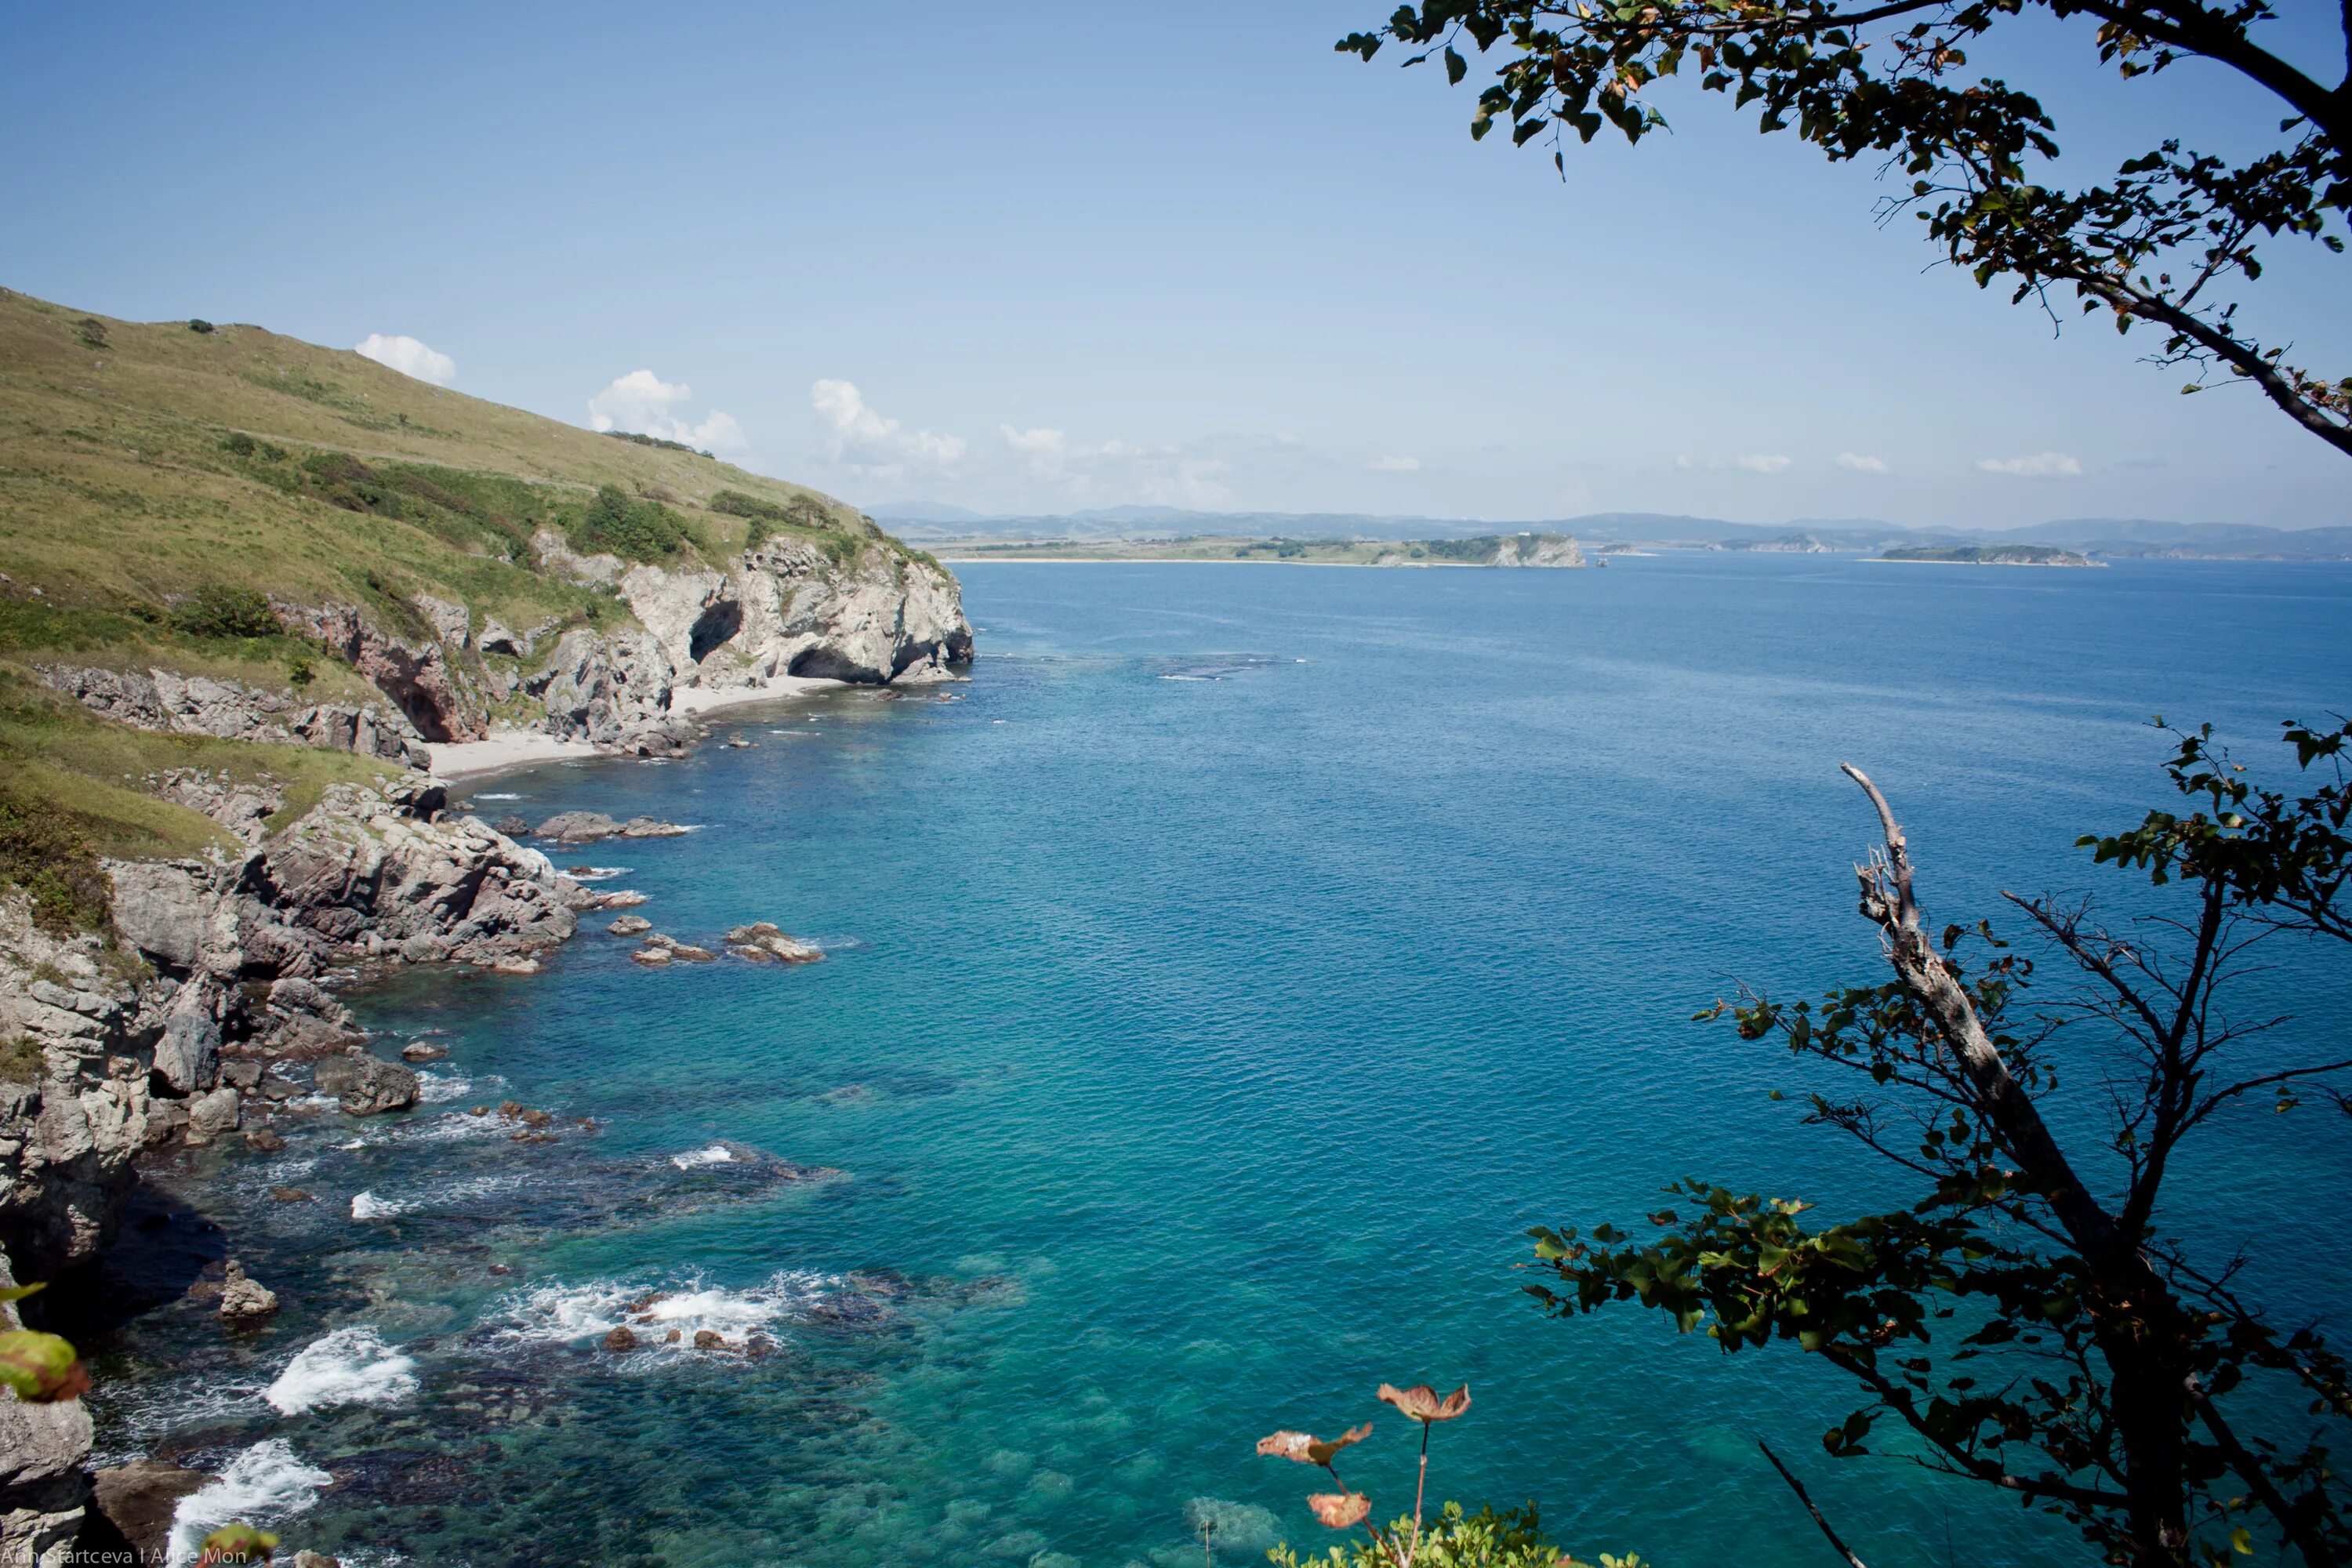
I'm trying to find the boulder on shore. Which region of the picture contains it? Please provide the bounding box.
[85,1459,212,1565]
[314,1054,420,1116]
[608,914,652,936]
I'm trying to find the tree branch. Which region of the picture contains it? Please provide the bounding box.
[1756,1438,1871,1568]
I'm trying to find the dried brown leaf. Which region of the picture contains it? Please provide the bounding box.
[1308,1490,1372,1529]
[1376,1381,1471,1422]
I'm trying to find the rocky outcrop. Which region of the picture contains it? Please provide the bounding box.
[1491,534,1584,568]
[0,1255,93,1566]
[708,538,971,684]
[0,901,157,1279]
[0,772,587,1276]
[726,924,823,964]
[216,1258,278,1323]
[538,529,973,697]
[532,813,687,844]
[313,1053,418,1116]
[38,664,426,768]
[84,1459,209,1565]
[286,603,483,744]
[518,626,686,753]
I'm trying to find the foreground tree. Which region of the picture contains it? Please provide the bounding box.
[1526,720,2352,1566]
[1341,2,2351,457]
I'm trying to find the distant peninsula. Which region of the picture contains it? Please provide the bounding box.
[1878,544,2103,568]
[935,532,1592,568]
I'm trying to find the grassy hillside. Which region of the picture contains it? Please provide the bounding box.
[0,285,916,906]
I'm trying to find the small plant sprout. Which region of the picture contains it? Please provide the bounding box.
[1258,1421,1376,1544]
[1378,1382,1472,1563]
[1259,1383,1474,1568]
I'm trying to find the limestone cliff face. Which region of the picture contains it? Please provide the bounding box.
[1490,535,1585,568]
[0,775,586,1278]
[623,538,973,689]
[43,538,973,760]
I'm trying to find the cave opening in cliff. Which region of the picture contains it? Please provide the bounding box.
[689,600,742,663]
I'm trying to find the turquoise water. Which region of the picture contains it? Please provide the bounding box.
[82,555,2352,1567]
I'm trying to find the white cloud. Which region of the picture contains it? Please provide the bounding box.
[354,333,455,386]
[1675,453,1792,474]
[1369,456,1421,473]
[586,369,746,453]
[1975,452,2082,477]
[994,423,1227,507]
[1835,452,1889,474]
[813,379,965,474]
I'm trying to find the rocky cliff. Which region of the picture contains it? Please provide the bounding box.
[40,539,972,764]
[0,775,593,1279]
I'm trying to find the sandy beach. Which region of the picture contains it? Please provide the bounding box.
[666,672,842,715]
[426,677,844,780]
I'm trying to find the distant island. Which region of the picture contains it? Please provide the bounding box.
[935,532,1592,568]
[1879,544,2102,568]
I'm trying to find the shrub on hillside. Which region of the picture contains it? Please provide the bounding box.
[167,586,281,641]
[0,788,112,935]
[567,485,695,563]
[74,318,107,350]
[188,319,215,334]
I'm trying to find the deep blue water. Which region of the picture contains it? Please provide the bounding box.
[87,555,2352,1567]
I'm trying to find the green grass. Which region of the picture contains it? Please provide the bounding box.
[0,1036,42,1083]
[0,282,942,884]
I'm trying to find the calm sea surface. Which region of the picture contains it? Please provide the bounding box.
[82,554,2352,1567]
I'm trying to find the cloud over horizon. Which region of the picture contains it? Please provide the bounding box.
[1975,452,2083,477]
[1369,455,1421,473]
[588,369,746,453]
[354,333,455,385]
[1835,452,1890,474]
[812,379,965,476]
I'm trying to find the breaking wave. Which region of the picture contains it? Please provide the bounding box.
[265,1326,419,1416]
[167,1439,334,1566]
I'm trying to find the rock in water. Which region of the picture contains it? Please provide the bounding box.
[185,1086,242,1144]
[603,1326,639,1352]
[532,811,622,843]
[724,922,825,964]
[631,946,672,967]
[618,816,690,838]
[244,1127,286,1153]
[294,1552,343,1568]
[218,1259,280,1324]
[607,914,652,936]
[401,1040,447,1062]
[314,1054,419,1116]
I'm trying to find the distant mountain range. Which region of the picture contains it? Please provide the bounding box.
[865,504,2352,561]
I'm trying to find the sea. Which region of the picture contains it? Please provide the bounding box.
[67,554,2352,1567]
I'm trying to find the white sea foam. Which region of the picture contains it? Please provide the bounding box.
[265,1326,419,1415]
[476,792,521,800]
[670,1144,736,1170]
[413,1070,477,1105]
[166,1439,334,1566]
[566,865,629,882]
[350,1190,406,1219]
[490,1271,833,1350]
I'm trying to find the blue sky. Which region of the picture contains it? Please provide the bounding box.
[4,1,2344,527]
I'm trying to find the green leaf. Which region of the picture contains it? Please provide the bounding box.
[1445,46,1467,85]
